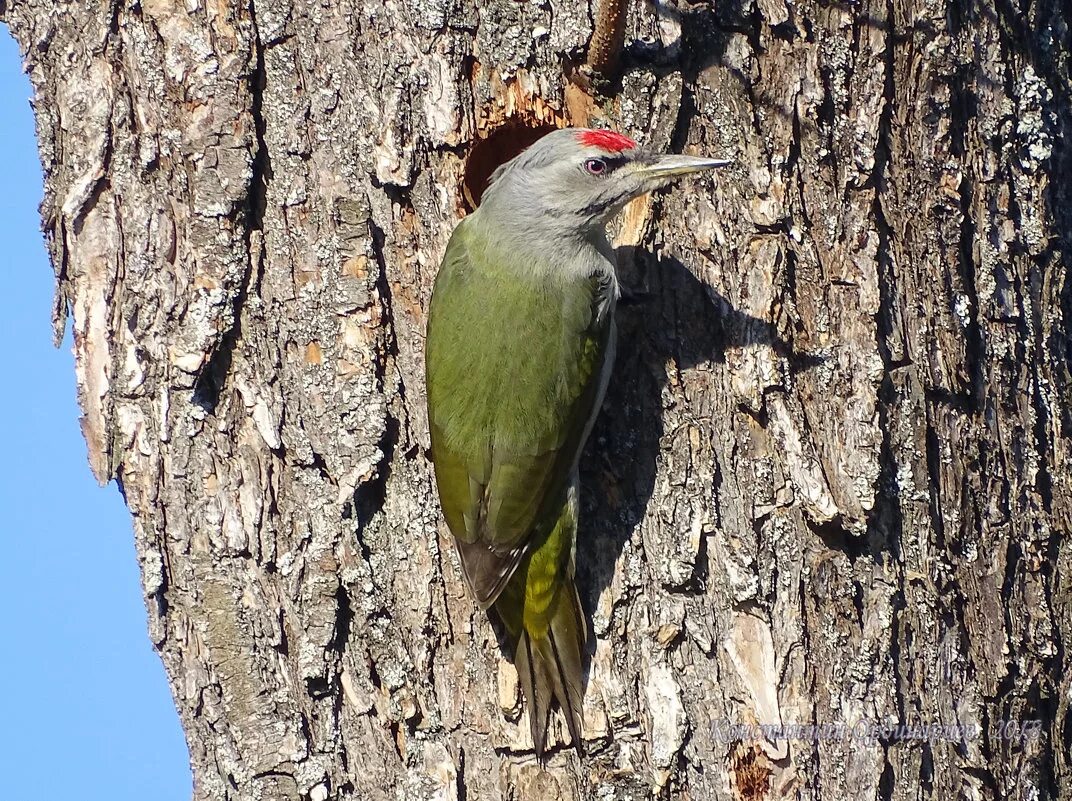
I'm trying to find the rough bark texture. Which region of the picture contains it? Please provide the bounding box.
[3,0,1070,798]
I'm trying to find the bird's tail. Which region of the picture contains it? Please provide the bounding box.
[491,491,588,758]
[511,579,586,758]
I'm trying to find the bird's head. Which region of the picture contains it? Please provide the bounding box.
[479,127,731,234]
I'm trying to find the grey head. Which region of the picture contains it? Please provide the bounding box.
[478,127,731,237]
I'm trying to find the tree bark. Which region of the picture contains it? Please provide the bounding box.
[3,0,1070,798]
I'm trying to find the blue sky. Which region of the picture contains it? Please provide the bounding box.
[0,30,191,798]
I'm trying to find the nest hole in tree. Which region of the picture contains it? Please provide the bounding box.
[462,119,561,212]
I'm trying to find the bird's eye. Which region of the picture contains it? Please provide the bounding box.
[583,158,608,176]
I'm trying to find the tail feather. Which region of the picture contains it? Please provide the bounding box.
[514,582,587,759]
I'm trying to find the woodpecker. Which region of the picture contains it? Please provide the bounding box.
[425,127,729,757]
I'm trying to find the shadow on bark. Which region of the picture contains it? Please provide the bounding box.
[577,246,824,637]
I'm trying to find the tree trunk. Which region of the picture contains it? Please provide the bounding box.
[3,0,1070,798]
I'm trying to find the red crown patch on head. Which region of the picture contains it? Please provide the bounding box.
[576,129,637,152]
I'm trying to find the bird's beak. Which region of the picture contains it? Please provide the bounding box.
[634,154,733,180]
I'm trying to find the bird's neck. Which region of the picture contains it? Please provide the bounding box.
[470,201,617,285]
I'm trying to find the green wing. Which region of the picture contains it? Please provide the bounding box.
[425,216,613,607]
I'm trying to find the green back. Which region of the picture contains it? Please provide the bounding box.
[425,216,613,606]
